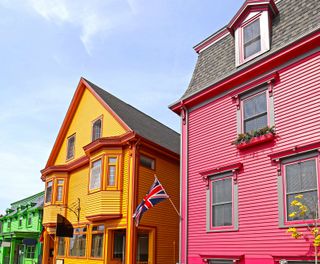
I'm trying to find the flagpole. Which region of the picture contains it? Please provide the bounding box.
[154,174,181,218]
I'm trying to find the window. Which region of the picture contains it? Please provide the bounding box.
[285,158,319,222]
[69,227,87,257]
[92,118,102,141]
[89,159,102,191]
[107,157,117,187]
[211,177,232,227]
[242,90,268,133]
[45,181,53,203]
[206,169,239,232]
[18,216,23,227]
[57,237,66,256]
[25,245,36,259]
[243,19,261,59]
[66,134,75,160]
[208,260,234,264]
[112,229,126,261]
[27,214,32,226]
[56,179,64,202]
[140,155,155,170]
[137,231,149,262]
[91,225,104,258]
[7,220,11,230]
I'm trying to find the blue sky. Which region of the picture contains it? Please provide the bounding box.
[0,0,243,213]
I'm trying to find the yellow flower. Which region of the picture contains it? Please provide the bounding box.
[291,200,299,206]
[295,194,303,199]
[289,212,297,218]
[312,228,319,235]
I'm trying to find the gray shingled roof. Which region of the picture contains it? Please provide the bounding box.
[85,79,180,154]
[182,0,320,100]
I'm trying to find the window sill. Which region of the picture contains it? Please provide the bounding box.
[236,133,275,150]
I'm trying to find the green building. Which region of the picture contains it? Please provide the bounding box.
[0,192,44,264]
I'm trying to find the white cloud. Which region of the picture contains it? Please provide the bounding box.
[0,0,139,54]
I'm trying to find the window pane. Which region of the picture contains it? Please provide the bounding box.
[212,179,232,204]
[109,157,117,163]
[137,233,149,262]
[90,159,102,190]
[287,191,318,220]
[70,234,86,257]
[46,182,52,203]
[56,186,63,202]
[92,119,102,141]
[57,237,65,256]
[244,98,255,119]
[108,165,116,186]
[301,160,317,190]
[140,155,155,170]
[67,136,75,159]
[244,92,267,119]
[209,260,234,264]
[113,230,126,260]
[212,203,232,227]
[92,225,105,232]
[91,233,104,258]
[244,39,261,59]
[286,163,301,193]
[244,19,260,43]
[244,113,267,133]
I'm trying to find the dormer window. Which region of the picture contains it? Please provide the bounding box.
[228,0,279,66]
[243,18,261,59]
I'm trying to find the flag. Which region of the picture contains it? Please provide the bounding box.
[133,176,169,226]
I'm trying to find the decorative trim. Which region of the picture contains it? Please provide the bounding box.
[86,214,122,222]
[269,141,320,161]
[200,162,243,187]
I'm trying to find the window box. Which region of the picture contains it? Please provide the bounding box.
[236,132,275,150]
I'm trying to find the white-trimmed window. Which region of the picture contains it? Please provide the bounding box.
[89,159,102,191]
[92,118,102,141]
[235,12,271,66]
[66,134,76,160]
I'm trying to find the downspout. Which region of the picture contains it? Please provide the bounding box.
[179,105,189,264]
[129,137,140,264]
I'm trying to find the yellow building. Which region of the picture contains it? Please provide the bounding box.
[41,78,180,264]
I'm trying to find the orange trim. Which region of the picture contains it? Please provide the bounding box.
[86,214,122,222]
[44,77,131,169]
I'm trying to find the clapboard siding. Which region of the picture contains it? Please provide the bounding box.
[137,150,180,264]
[186,52,320,263]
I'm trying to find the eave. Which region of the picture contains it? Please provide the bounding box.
[169,30,319,115]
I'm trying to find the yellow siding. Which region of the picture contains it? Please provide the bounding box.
[137,151,180,264]
[54,88,127,165]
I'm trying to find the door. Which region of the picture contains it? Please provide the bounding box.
[110,229,126,264]
[14,244,25,264]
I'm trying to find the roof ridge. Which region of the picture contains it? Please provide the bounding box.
[84,78,179,135]
[11,191,44,207]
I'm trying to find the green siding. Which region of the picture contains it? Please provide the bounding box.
[0,192,44,264]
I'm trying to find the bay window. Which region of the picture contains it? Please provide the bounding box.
[89,159,102,191]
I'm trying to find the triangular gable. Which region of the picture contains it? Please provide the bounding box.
[45,78,131,168]
[227,0,279,34]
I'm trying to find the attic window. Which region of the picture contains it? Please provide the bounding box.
[92,117,102,141]
[66,134,75,160]
[243,19,261,59]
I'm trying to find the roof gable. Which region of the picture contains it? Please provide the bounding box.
[227,0,278,34]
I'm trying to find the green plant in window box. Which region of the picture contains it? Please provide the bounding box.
[232,126,275,145]
[287,194,320,264]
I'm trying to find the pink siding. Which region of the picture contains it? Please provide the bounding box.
[184,52,320,263]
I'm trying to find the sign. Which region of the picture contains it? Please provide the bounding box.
[56,259,64,264]
[56,214,73,238]
[2,241,11,247]
[22,238,37,245]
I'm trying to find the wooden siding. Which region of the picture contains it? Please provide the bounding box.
[137,150,180,264]
[54,88,127,165]
[185,53,320,263]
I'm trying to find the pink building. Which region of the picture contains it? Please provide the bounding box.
[170,0,319,263]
